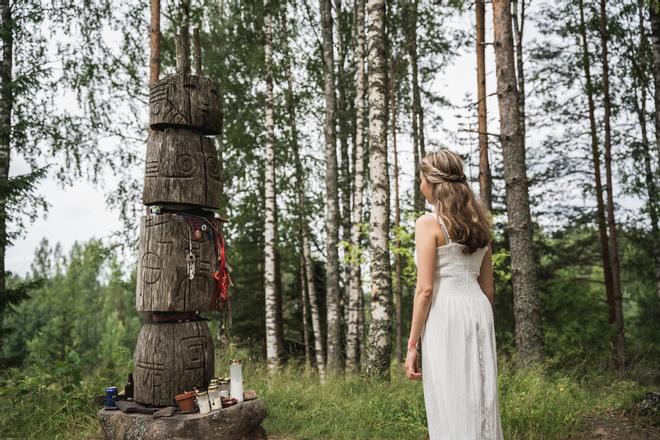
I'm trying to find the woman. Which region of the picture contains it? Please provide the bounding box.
[405,149,503,439]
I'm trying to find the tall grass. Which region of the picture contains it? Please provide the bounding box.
[0,348,649,439]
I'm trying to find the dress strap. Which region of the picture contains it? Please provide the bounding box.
[432,212,452,243]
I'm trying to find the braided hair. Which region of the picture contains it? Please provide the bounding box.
[419,150,491,254]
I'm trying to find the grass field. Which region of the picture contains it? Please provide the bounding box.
[0,350,657,439]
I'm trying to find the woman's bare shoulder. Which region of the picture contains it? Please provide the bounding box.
[415,213,436,228]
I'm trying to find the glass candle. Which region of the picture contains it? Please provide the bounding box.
[229,359,244,403]
[196,391,211,414]
[208,384,221,410]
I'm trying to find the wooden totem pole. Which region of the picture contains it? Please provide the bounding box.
[133,27,229,408]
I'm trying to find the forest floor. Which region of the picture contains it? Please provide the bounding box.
[577,408,660,439]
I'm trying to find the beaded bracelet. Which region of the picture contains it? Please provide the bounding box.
[408,340,418,350]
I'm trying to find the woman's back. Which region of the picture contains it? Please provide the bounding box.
[420,212,503,440]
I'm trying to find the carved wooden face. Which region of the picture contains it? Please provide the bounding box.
[149,74,221,135]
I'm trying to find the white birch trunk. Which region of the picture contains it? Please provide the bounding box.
[263,0,282,370]
[320,0,342,374]
[346,0,366,373]
[365,0,392,379]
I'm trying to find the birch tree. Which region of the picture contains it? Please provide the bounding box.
[346,0,366,373]
[320,0,341,374]
[263,0,283,370]
[492,0,543,367]
[365,0,392,378]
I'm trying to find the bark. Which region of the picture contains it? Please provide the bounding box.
[649,1,660,161]
[346,0,366,373]
[390,57,403,365]
[300,254,311,366]
[335,0,351,366]
[577,0,616,335]
[492,0,543,367]
[150,0,161,86]
[283,8,327,379]
[636,0,660,302]
[598,0,626,374]
[408,0,424,213]
[365,0,392,379]
[0,0,11,321]
[476,0,491,210]
[263,0,282,370]
[320,0,342,374]
[511,0,526,140]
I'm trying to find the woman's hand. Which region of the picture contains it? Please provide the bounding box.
[404,347,422,380]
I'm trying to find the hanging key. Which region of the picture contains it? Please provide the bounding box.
[187,228,196,280]
[186,252,196,280]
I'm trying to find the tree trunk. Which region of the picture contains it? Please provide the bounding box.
[346,0,367,373]
[365,0,392,379]
[300,254,312,366]
[492,0,543,367]
[335,0,351,367]
[476,0,491,210]
[577,0,619,357]
[320,0,342,374]
[649,1,660,161]
[263,0,282,370]
[637,0,660,302]
[282,7,327,379]
[390,57,403,365]
[150,0,161,86]
[598,0,626,374]
[0,0,12,326]
[408,0,424,213]
[511,0,526,141]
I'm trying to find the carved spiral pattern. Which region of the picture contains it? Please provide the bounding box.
[176,153,196,177]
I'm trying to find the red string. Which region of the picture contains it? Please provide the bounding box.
[183,214,232,311]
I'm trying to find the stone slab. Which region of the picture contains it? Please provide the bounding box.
[98,398,267,440]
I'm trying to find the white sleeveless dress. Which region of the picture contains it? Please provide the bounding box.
[415,213,503,440]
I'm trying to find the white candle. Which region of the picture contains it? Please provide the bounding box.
[196,391,211,414]
[229,359,244,403]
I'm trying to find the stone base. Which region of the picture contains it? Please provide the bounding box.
[98,399,267,440]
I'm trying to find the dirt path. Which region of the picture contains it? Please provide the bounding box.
[575,408,659,439]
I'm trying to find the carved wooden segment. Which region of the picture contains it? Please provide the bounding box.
[136,213,220,312]
[143,128,221,208]
[133,321,214,407]
[175,27,191,76]
[193,28,202,75]
[149,74,221,134]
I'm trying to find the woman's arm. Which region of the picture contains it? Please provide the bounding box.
[404,215,439,380]
[477,246,495,305]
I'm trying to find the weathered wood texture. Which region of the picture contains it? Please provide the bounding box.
[133,321,214,407]
[143,128,221,209]
[136,213,219,312]
[149,73,221,134]
[98,399,268,440]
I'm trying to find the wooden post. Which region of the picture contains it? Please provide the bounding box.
[134,25,224,407]
[193,27,202,75]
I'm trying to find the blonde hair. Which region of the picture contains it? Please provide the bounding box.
[419,149,491,254]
